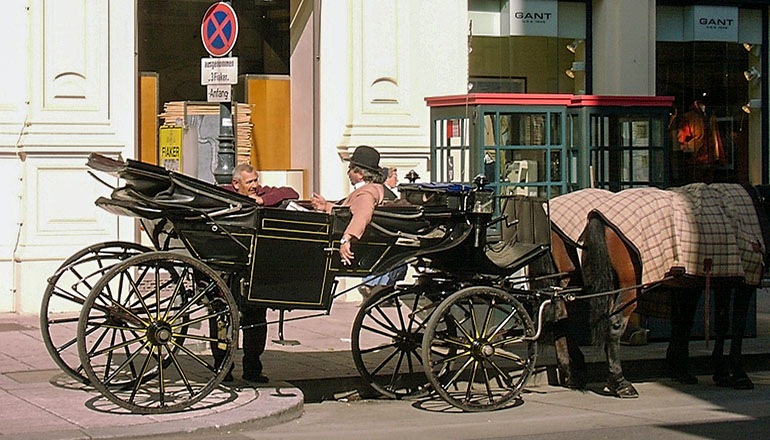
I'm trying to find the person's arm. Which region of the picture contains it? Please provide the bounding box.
[311,192,334,213]
[257,186,300,207]
[339,186,383,265]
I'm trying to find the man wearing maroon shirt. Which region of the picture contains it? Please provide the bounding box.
[217,163,299,383]
[228,163,299,206]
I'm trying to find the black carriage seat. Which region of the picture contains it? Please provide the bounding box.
[367,203,449,245]
[484,194,552,270]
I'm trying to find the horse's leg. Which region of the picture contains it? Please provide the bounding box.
[548,231,586,388]
[667,287,700,384]
[603,226,639,398]
[711,286,731,386]
[728,285,754,389]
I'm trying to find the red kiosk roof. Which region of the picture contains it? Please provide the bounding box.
[425,93,675,108]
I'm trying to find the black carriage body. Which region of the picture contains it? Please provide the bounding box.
[88,154,550,312]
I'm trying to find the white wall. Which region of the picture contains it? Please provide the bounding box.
[317,0,468,200]
[0,0,136,313]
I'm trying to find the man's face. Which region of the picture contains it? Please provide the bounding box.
[233,170,259,196]
[386,169,398,187]
[348,165,363,185]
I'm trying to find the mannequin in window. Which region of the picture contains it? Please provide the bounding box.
[677,96,726,183]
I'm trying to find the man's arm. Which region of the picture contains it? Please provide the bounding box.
[257,186,300,207]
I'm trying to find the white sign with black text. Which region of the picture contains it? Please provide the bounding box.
[201,57,239,85]
[207,84,232,103]
[503,0,558,37]
[689,6,738,42]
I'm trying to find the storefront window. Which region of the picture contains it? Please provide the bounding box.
[656,5,762,185]
[468,0,586,94]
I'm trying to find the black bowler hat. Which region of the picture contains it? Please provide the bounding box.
[346,145,381,173]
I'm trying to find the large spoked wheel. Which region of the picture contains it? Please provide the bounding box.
[41,241,152,384]
[351,286,439,399]
[77,251,239,414]
[421,286,537,412]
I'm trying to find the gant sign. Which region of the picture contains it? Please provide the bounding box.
[690,6,738,42]
[504,0,558,37]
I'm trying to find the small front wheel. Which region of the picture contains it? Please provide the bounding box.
[77,251,239,414]
[421,286,537,411]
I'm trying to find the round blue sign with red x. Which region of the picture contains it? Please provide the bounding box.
[201,2,239,57]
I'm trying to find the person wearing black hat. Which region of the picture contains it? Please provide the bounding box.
[311,145,386,265]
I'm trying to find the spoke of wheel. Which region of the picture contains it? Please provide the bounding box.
[120,330,140,381]
[448,313,475,343]
[469,298,480,339]
[487,308,518,341]
[163,267,189,321]
[169,339,215,371]
[480,298,495,339]
[491,350,527,366]
[47,315,80,325]
[483,362,494,402]
[388,353,406,390]
[492,336,526,347]
[104,340,151,386]
[168,280,217,326]
[89,332,145,358]
[485,357,515,389]
[465,360,480,402]
[394,296,407,333]
[370,345,401,376]
[433,345,471,365]
[372,305,401,335]
[408,347,426,367]
[155,262,161,322]
[360,323,398,340]
[433,336,471,350]
[50,286,88,306]
[129,345,156,405]
[171,333,218,343]
[171,308,227,330]
[103,324,122,383]
[406,292,423,333]
[442,356,474,391]
[85,322,113,359]
[157,346,165,407]
[165,345,195,396]
[125,267,154,320]
[359,341,398,355]
[101,284,149,328]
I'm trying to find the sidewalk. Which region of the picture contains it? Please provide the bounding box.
[1,294,770,439]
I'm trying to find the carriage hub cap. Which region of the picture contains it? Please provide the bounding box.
[472,340,495,358]
[147,322,173,345]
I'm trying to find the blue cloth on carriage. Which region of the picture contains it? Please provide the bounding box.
[363,264,408,287]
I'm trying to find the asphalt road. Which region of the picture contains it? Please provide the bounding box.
[130,371,770,440]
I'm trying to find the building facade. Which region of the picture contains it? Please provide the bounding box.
[0,0,768,312]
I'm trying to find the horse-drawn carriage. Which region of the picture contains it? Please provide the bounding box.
[42,152,769,415]
[41,153,578,414]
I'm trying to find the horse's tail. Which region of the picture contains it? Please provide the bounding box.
[581,216,615,346]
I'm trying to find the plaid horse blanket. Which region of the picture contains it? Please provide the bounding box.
[549,183,766,286]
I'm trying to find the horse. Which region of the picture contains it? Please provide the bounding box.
[539,183,769,397]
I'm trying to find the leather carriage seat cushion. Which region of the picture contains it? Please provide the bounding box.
[371,205,431,235]
[485,240,546,270]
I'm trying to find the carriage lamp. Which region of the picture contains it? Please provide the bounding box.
[405,169,420,183]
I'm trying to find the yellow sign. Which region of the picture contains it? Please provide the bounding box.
[159,125,183,172]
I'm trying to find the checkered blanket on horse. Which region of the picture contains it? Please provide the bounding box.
[549,183,766,286]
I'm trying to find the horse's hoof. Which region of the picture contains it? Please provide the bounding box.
[607,378,639,398]
[731,373,754,390]
[621,327,649,346]
[614,383,639,398]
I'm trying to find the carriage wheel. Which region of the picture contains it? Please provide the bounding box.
[421,286,537,412]
[77,252,239,414]
[40,241,152,384]
[351,285,439,399]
